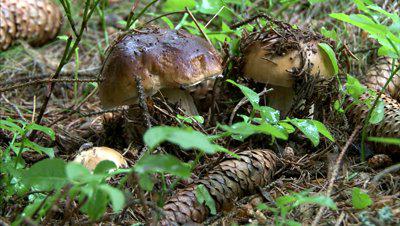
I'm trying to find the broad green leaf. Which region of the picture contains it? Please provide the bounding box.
[369,100,385,124]
[197,0,223,14]
[144,126,223,154]
[346,75,366,99]
[226,79,260,107]
[195,184,217,214]
[258,106,280,124]
[94,160,117,175]
[22,159,67,191]
[66,162,91,182]
[290,119,320,146]
[286,221,302,226]
[352,187,373,209]
[318,43,338,75]
[162,0,196,12]
[134,154,191,178]
[99,184,125,212]
[321,27,338,42]
[0,119,23,134]
[311,120,335,141]
[367,137,400,145]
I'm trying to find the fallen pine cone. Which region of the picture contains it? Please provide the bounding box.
[364,57,400,102]
[368,154,393,169]
[0,0,62,51]
[159,149,278,225]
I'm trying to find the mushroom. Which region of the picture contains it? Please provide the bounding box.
[73,146,127,171]
[240,30,335,117]
[99,28,223,116]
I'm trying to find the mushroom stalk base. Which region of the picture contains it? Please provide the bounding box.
[267,85,294,117]
[161,88,199,116]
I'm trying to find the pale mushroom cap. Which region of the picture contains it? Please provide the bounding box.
[99,28,223,109]
[242,41,335,87]
[73,146,127,171]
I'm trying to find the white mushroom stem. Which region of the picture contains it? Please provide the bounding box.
[161,88,199,116]
[267,85,295,117]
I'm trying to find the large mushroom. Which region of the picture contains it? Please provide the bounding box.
[99,28,223,116]
[239,27,335,117]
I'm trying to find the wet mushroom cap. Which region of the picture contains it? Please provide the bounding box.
[99,28,223,109]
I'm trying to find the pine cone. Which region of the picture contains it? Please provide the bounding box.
[367,154,393,169]
[364,57,400,101]
[159,149,278,225]
[346,93,400,156]
[0,0,62,51]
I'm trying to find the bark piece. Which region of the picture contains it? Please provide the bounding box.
[159,149,278,225]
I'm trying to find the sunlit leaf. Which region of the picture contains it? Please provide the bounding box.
[369,100,385,124]
[352,187,373,209]
[318,43,338,75]
[22,159,67,191]
[196,184,217,214]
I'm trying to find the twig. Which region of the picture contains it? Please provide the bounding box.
[205,6,225,28]
[1,94,27,122]
[0,78,101,93]
[125,0,159,30]
[141,10,186,28]
[372,163,400,184]
[185,7,212,45]
[229,88,271,125]
[311,125,362,226]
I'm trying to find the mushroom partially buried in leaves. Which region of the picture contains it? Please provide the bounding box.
[239,25,335,117]
[99,28,223,116]
[73,146,127,171]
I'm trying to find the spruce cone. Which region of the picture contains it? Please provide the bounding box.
[0,0,62,51]
[159,149,278,225]
[363,57,400,101]
[346,93,400,156]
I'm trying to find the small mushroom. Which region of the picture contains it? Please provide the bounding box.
[73,146,127,171]
[99,28,223,116]
[240,31,334,116]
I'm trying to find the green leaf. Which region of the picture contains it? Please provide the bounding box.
[369,100,385,124]
[99,184,125,212]
[352,187,373,209]
[66,162,92,182]
[311,120,335,141]
[226,79,260,107]
[346,75,366,99]
[134,154,191,178]
[367,137,400,145]
[85,187,108,220]
[94,160,117,175]
[295,195,337,210]
[195,184,217,214]
[22,159,67,191]
[258,106,280,124]
[22,140,54,158]
[321,27,338,42]
[0,119,23,134]
[318,43,338,75]
[290,119,320,146]
[162,0,196,12]
[26,124,55,140]
[143,126,224,154]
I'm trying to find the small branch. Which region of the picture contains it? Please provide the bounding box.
[141,10,186,28]
[185,7,212,45]
[1,94,27,121]
[311,125,362,226]
[372,163,400,184]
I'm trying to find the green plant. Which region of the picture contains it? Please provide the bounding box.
[331,0,400,160]
[351,187,373,210]
[258,190,337,226]
[218,80,335,147]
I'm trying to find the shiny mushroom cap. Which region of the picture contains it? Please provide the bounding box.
[99,28,223,109]
[73,146,127,171]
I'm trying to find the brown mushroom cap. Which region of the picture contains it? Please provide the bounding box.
[99,28,223,109]
[242,40,334,88]
[73,146,127,171]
